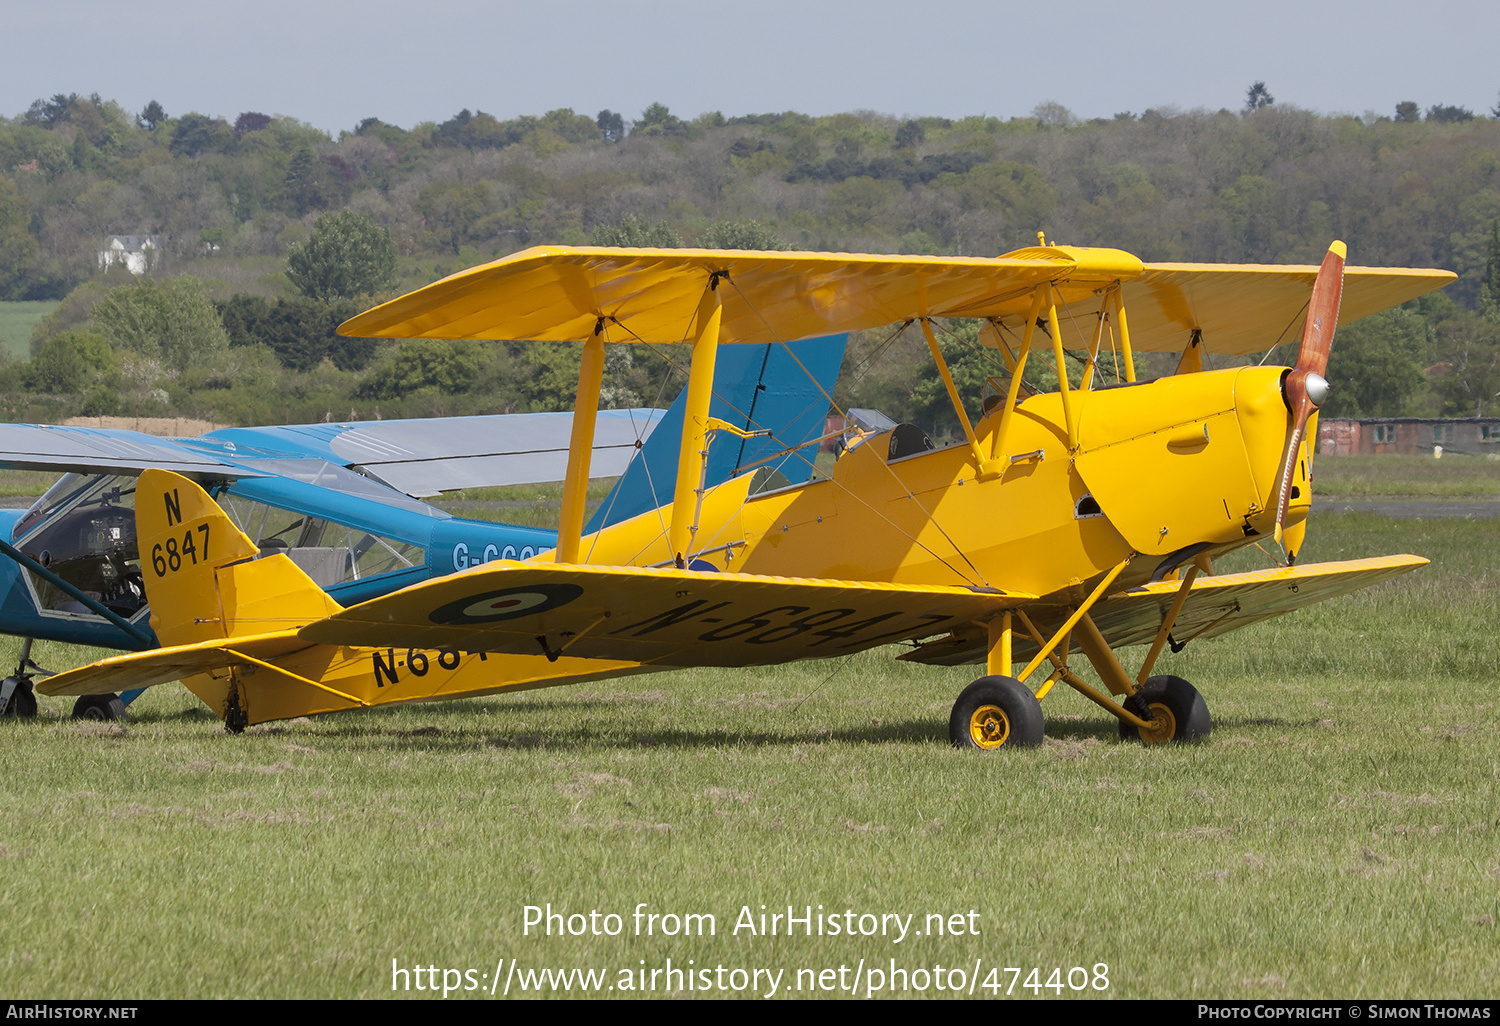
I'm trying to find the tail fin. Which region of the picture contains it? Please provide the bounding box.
[587,334,848,532]
[137,469,341,648]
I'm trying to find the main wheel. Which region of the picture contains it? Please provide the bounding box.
[72,693,127,721]
[0,678,37,718]
[949,676,1045,750]
[1119,675,1210,744]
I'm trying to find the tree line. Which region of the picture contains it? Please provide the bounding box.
[6,88,1500,431]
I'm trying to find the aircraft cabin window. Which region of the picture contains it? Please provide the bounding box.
[13,473,89,541]
[14,473,146,619]
[217,494,425,589]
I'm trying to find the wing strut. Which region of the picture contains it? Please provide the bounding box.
[720,280,991,587]
[557,319,608,563]
[1112,287,1138,383]
[668,279,724,565]
[920,319,1004,480]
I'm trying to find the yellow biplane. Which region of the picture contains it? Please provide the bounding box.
[39,240,1453,748]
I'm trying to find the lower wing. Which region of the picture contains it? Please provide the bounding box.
[298,562,1034,668]
[900,554,1427,666]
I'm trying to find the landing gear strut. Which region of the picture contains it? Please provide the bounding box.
[953,559,1214,750]
[223,686,248,734]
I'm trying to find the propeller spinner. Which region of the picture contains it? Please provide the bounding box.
[1274,241,1346,560]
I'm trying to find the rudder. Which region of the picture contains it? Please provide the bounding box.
[137,469,341,648]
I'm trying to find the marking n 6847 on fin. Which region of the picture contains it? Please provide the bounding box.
[150,525,210,577]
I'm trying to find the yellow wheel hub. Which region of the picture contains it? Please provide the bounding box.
[969,704,1011,749]
[1137,702,1177,745]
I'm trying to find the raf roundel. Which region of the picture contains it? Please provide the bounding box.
[429,583,584,626]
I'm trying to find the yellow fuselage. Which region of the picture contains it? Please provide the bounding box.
[585,365,1309,602]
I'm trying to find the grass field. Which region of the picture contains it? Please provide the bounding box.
[1313,453,1500,498]
[0,506,1494,1000]
[0,301,57,360]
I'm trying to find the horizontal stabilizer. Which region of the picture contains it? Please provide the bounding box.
[300,562,1034,668]
[37,623,655,726]
[37,631,307,696]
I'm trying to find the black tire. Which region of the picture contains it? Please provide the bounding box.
[1118,675,1211,744]
[223,691,248,734]
[949,676,1045,750]
[0,679,37,718]
[72,693,127,722]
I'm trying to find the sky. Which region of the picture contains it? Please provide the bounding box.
[5,1,1500,133]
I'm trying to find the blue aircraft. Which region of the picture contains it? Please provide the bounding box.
[0,336,847,720]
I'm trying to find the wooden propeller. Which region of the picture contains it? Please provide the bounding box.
[1274,241,1345,558]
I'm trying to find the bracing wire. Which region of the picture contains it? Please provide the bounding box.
[790,654,857,714]
[1258,301,1310,366]
[723,277,991,587]
[606,290,986,584]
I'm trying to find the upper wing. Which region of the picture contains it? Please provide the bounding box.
[337,245,1090,345]
[0,411,668,497]
[337,244,1453,356]
[901,555,1427,665]
[297,561,1034,668]
[0,424,259,478]
[339,409,663,496]
[1121,263,1453,355]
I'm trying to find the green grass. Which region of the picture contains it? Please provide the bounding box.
[437,479,618,504]
[1314,453,1500,498]
[0,512,1495,999]
[0,300,57,360]
[0,470,64,499]
[432,479,620,530]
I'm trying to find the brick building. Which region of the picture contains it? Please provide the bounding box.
[1317,417,1500,455]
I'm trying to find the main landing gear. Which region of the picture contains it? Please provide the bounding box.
[949,677,1044,750]
[948,667,1212,750]
[1117,675,1210,744]
[0,638,45,719]
[0,675,37,718]
[948,563,1213,750]
[0,639,128,722]
[72,693,128,722]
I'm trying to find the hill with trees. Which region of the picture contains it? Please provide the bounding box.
[4,88,1500,433]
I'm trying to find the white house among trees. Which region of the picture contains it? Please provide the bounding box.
[97,235,158,275]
